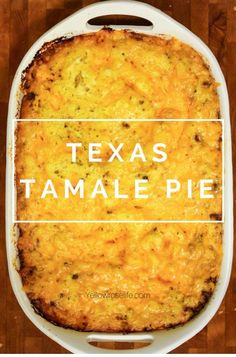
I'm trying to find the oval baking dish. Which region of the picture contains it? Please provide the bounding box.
[6,0,233,353]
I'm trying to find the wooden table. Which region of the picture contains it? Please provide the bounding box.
[0,0,235,353]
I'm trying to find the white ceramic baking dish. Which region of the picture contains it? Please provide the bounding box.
[6,0,233,353]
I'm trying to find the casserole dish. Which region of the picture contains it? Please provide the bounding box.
[6,0,233,353]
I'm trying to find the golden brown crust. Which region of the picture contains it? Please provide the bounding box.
[17,222,222,332]
[20,28,220,119]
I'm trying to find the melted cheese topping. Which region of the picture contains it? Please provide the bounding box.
[18,222,222,331]
[17,29,222,332]
[21,30,220,119]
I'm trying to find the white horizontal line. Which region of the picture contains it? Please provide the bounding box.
[14,220,224,223]
[14,119,223,122]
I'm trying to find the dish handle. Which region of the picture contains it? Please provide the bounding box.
[77,0,163,33]
[74,332,154,353]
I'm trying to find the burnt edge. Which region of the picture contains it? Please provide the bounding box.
[21,35,75,83]
[25,286,216,333]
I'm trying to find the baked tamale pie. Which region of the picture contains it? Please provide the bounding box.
[16,29,222,332]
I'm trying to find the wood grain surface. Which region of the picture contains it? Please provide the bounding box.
[0,0,236,353]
